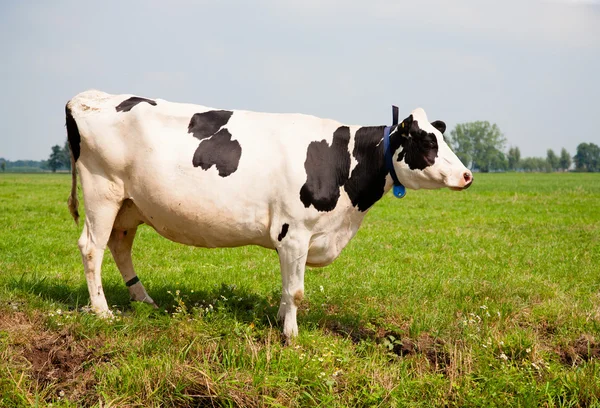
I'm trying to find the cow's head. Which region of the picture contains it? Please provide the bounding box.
[391,108,472,191]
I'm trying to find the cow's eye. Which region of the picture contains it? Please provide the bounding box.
[428,140,437,148]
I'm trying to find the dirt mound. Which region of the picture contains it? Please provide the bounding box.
[325,320,450,371]
[558,334,600,366]
[1,309,104,404]
[23,330,102,386]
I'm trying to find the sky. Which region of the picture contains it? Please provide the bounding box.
[0,0,599,161]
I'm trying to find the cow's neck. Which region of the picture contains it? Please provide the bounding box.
[344,125,398,212]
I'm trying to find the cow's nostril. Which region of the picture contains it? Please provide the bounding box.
[463,172,472,183]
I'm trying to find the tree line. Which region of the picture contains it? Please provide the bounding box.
[0,142,71,173]
[0,158,47,173]
[448,121,599,172]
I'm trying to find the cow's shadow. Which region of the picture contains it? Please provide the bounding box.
[7,273,277,323]
[6,273,371,338]
[8,275,360,329]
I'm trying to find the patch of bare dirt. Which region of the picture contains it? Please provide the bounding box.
[1,308,106,405]
[23,330,103,390]
[325,320,450,371]
[557,334,600,366]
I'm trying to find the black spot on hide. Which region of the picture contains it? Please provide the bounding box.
[192,129,241,177]
[188,110,241,177]
[115,96,157,112]
[188,110,234,141]
[278,223,289,241]
[299,126,351,212]
[397,120,439,170]
[344,126,389,211]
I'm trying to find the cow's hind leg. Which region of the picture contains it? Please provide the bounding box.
[108,226,156,307]
[276,231,310,339]
[108,199,156,307]
[78,201,120,317]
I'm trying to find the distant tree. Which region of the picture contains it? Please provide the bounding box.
[559,148,571,171]
[448,121,507,172]
[574,143,600,172]
[521,157,548,172]
[489,150,508,172]
[546,149,559,172]
[507,146,521,171]
[1,159,5,172]
[45,141,71,172]
[48,145,63,172]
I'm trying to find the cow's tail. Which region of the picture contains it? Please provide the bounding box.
[65,102,80,225]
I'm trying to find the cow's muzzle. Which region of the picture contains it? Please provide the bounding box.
[450,171,473,191]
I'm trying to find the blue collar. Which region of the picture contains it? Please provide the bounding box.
[383,126,406,198]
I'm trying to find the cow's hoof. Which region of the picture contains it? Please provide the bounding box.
[96,309,114,319]
[142,295,159,309]
[282,320,298,339]
[281,333,295,347]
[131,298,159,309]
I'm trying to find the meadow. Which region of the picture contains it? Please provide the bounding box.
[1,172,599,407]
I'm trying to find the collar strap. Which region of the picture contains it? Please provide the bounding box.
[383,126,406,198]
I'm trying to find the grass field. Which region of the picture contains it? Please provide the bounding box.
[1,172,599,407]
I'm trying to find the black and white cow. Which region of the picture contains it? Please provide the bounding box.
[65,90,472,338]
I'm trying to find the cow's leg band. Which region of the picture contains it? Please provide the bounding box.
[125,276,140,287]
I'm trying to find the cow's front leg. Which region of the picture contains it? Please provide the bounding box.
[277,235,309,339]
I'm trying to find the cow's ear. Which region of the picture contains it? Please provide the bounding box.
[400,114,413,137]
[431,120,446,135]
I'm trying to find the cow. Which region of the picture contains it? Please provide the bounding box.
[65,90,472,338]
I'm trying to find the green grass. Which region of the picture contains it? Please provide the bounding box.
[1,172,599,407]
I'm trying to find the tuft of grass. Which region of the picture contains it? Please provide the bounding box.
[0,172,599,406]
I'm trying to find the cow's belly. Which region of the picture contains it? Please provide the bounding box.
[124,172,272,248]
[133,195,271,248]
[305,210,364,267]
